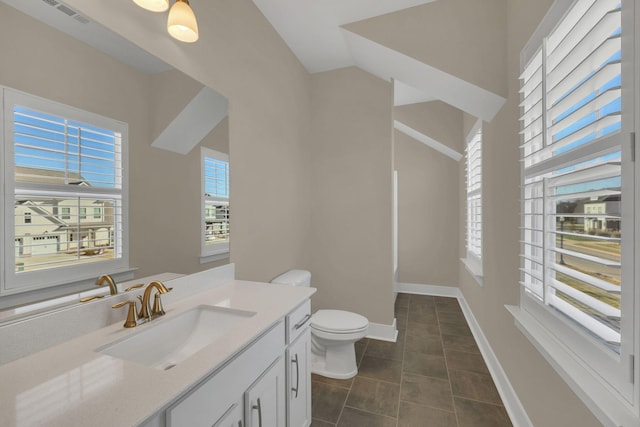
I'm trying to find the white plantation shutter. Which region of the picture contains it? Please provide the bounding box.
[520,0,624,348]
[202,149,229,256]
[3,88,128,292]
[466,124,482,263]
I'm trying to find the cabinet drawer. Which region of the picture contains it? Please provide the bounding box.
[286,300,311,344]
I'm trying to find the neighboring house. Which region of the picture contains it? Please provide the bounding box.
[14,167,114,258]
[583,195,621,232]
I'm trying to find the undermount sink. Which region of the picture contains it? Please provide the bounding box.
[97,305,256,370]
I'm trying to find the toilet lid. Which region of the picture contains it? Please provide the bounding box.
[311,310,368,333]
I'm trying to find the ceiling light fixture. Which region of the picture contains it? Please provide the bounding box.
[132,0,169,13]
[133,0,199,43]
[167,0,199,43]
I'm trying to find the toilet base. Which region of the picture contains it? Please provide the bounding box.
[311,335,362,380]
[311,352,358,380]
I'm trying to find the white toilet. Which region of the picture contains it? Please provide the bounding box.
[271,270,369,379]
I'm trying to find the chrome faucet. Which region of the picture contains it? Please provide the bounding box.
[139,281,173,320]
[96,274,118,295]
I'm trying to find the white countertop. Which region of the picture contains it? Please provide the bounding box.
[0,280,315,427]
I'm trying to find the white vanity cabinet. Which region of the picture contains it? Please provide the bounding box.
[145,298,313,427]
[285,300,312,427]
[212,401,243,427]
[165,322,286,427]
[245,358,286,427]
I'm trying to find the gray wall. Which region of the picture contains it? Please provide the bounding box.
[394,102,462,286]
[455,1,603,425]
[309,67,394,325]
[0,4,232,283]
[62,0,312,283]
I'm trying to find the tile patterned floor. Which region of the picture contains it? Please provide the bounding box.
[311,294,513,427]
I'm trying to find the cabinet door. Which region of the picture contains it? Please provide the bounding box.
[214,401,244,427]
[287,328,311,427]
[245,357,286,427]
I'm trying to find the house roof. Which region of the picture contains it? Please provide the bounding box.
[15,167,89,186]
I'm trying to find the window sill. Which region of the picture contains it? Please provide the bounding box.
[460,257,483,286]
[199,252,230,264]
[506,304,639,427]
[0,267,137,310]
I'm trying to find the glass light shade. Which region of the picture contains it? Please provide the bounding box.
[132,0,169,12]
[167,0,199,43]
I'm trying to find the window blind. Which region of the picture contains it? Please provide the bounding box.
[519,0,623,348]
[204,155,230,247]
[466,126,482,260]
[12,106,123,273]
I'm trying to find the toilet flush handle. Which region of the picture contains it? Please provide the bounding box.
[294,314,311,330]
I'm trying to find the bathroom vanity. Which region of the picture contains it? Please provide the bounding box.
[0,265,315,427]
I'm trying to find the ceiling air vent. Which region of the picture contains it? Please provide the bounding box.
[41,0,59,6]
[74,15,90,24]
[55,4,76,17]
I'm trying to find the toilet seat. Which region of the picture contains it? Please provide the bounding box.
[311,310,368,334]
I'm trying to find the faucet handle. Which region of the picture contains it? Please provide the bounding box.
[112,300,139,328]
[151,287,173,317]
[136,295,149,319]
[152,293,166,317]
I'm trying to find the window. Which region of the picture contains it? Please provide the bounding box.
[23,212,31,224]
[2,88,129,295]
[462,121,483,281]
[201,147,229,262]
[516,1,637,423]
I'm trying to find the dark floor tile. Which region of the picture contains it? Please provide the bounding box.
[337,407,396,427]
[434,297,462,313]
[396,317,407,331]
[398,401,457,427]
[395,306,409,319]
[439,321,472,337]
[406,322,440,338]
[355,340,368,367]
[403,351,448,379]
[400,372,454,412]
[409,294,436,307]
[396,293,411,302]
[312,419,336,427]
[312,381,349,423]
[408,301,437,314]
[407,310,438,325]
[405,334,444,357]
[345,377,400,418]
[312,373,353,389]
[437,310,467,325]
[441,334,480,354]
[357,355,403,384]
[445,350,490,375]
[395,295,410,310]
[449,369,502,405]
[365,336,405,361]
[454,397,512,427]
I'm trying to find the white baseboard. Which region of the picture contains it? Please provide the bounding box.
[395,282,462,298]
[366,318,398,342]
[458,297,533,427]
[396,284,533,427]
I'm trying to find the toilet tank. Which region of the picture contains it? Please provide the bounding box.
[271,270,311,287]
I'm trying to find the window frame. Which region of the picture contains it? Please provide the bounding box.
[200,147,229,263]
[461,120,483,284]
[511,1,639,425]
[1,87,131,298]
